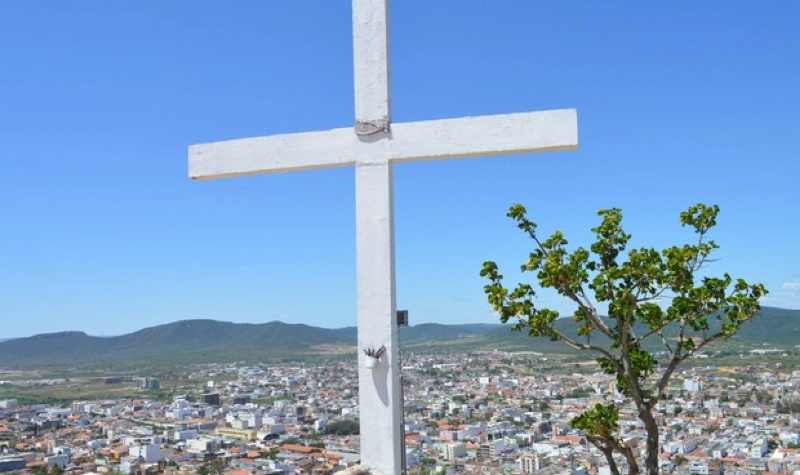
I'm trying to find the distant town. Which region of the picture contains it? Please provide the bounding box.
[1,350,799,475]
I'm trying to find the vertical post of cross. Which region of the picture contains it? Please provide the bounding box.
[353,0,390,134]
[352,1,403,475]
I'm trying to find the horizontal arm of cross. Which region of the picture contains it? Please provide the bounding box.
[189,109,577,180]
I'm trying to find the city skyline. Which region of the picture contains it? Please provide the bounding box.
[2,1,799,338]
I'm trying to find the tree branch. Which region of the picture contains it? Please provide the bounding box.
[654,318,687,398]
[636,285,669,304]
[606,437,640,475]
[525,219,617,342]
[657,330,673,354]
[675,328,728,364]
[566,286,615,340]
[635,315,674,345]
[540,325,628,381]
[586,436,622,475]
[619,308,650,414]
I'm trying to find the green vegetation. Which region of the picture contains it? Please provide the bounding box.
[0,372,204,405]
[260,449,279,460]
[197,459,225,475]
[482,203,765,475]
[0,321,352,368]
[31,465,63,475]
[565,388,593,399]
[323,420,360,436]
[777,398,800,414]
[0,307,797,370]
[252,396,292,406]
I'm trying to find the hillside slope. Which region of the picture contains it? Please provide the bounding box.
[0,307,795,367]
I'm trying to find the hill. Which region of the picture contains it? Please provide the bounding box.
[0,320,496,368]
[0,307,796,368]
[474,306,799,352]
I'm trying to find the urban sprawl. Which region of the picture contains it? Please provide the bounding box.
[1,351,799,475]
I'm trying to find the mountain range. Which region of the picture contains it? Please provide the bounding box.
[0,307,797,368]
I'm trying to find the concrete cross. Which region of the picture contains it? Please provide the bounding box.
[188,2,578,474]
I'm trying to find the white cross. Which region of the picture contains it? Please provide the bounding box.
[188,2,577,474]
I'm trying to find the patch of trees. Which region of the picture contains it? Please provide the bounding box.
[566,388,592,399]
[31,465,63,475]
[197,459,225,475]
[323,420,360,436]
[777,398,800,414]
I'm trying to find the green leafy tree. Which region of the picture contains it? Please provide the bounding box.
[322,420,360,436]
[261,449,278,460]
[481,204,765,475]
[197,458,224,475]
[767,440,779,451]
[31,465,63,475]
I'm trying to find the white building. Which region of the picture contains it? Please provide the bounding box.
[519,452,547,474]
[683,378,701,392]
[187,438,217,454]
[750,438,768,458]
[246,414,262,429]
[444,443,466,460]
[689,459,710,475]
[172,430,198,441]
[128,439,161,463]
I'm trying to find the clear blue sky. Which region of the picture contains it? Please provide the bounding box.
[1,1,798,338]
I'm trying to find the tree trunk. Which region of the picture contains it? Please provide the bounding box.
[601,448,621,475]
[621,445,639,475]
[643,417,660,475]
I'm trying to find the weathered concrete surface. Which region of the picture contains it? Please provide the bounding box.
[189,109,578,180]
[355,159,401,475]
[352,0,390,134]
